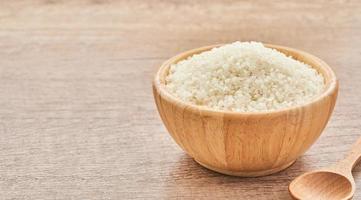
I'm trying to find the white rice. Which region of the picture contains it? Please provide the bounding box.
[165,42,325,112]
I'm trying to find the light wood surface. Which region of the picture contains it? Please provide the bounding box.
[0,0,361,199]
[289,136,361,200]
[153,44,338,177]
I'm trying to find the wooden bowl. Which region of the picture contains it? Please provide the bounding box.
[152,44,338,177]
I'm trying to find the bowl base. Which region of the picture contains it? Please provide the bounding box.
[194,159,296,177]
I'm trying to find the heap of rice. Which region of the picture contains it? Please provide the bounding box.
[165,42,325,112]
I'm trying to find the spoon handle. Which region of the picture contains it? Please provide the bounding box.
[336,136,361,172]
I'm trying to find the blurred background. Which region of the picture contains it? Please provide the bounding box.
[0,1,360,199]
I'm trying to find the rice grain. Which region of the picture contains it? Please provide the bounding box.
[165,42,325,112]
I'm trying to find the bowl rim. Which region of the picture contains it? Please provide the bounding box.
[153,43,338,116]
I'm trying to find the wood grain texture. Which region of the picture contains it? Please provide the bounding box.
[153,44,338,177]
[0,0,360,199]
[290,137,361,199]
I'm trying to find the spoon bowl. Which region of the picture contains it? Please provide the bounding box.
[289,171,354,200]
[289,136,361,199]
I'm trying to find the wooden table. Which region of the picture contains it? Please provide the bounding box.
[0,1,360,199]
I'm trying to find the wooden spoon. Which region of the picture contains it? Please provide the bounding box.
[289,137,361,200]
